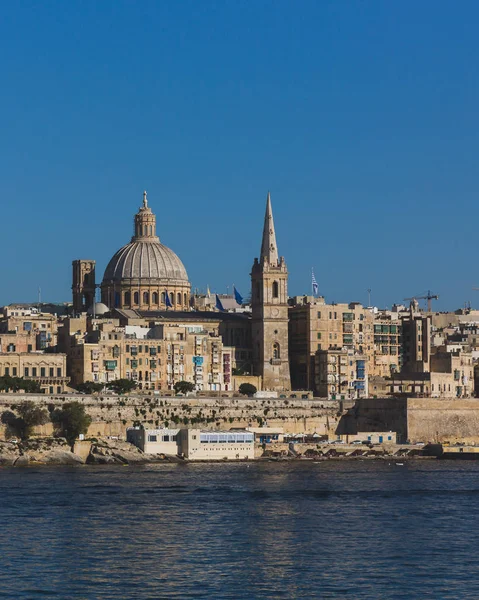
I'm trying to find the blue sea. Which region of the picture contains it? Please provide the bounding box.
[1,460,479,599]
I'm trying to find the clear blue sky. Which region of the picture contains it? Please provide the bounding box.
[1,1,478,311]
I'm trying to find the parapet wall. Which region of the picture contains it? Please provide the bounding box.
[0,394,341,440]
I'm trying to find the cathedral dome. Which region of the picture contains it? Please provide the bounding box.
[100,191,191,311]
[103,240,188,283]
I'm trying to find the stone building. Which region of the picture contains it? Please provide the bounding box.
[0,307,58,351]
[251,193,291,391]
[66,317,232,392]
[314,348,368,400]
[289,297,373,391]
[0,353,69,394]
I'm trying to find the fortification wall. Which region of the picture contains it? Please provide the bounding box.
[0,394,341,440]
[407,398,479,444]
[337,396,479,444]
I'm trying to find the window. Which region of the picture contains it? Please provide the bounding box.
[273,343,280,359]
[49,368,54,377]
[317,311,321,319]
[161,292,166,304]
[57,368,61,377]
[143,291,149,304]
[41,367,46,377]
[148,435,157,442]
[184,293,187,305]
[177,293,181,305]
[134,291,139,304]
[24,367,29,377]
[152,292,158,304]
[170,293,174,305]
[317,333,321,339]
[12,368,17,376]
[317,343,321,350]
[272,281,279,298]
[32,368,37,376]
[124,291,131,305]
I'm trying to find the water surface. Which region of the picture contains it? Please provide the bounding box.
[1,460,478,599]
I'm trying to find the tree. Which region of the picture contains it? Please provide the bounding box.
[0,376,41,393]
[76,381,104,394]
[1,401,49,440]
[51,402,92,448]
[174,381,195,395]
[106,379,137,395]
[239,383,257,397]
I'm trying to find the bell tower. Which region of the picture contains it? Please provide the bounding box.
[251,192,291,391]
[72,259,96,313]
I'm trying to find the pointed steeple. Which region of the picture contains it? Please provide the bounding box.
[260,191,279,265]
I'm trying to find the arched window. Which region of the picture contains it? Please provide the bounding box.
[149,225,152,236]
[161,292,166,304]
[124,291,131,305]
[177,292,181,305]
[272,281,279,298]
[152,292,158,304]
[273,342,280,359]
[170,292,174,305]
[134,291,139,305]
[143,291,149,304]
[184,293,187,305]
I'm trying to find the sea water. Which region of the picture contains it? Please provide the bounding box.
[1,460,479,599]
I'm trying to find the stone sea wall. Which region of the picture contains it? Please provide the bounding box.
[0,394,342,440]
[337,396,479,444]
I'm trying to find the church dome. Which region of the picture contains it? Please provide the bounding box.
[103,240,188,283]
[100,191,191,311]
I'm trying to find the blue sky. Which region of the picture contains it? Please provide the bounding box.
[1,1,478,310]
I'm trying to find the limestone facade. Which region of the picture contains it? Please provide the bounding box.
[0,353,68,393]
[251,193,291,391]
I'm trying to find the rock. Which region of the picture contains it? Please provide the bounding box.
[38,450,84,465]
[87,439,167,465]
[19,438,84,465]
[0,442,21,466]
[13,455,30,467]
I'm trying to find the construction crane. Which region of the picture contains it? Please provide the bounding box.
[403,290,439,312]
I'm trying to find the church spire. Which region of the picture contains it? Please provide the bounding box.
[260,191,279,265]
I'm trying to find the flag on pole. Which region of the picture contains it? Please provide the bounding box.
[215,294,225,312]
[165,291,173,308]
[312,269,319,296]
[233,286,244,305]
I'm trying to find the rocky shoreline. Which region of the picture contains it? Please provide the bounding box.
[0,438,172,467]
